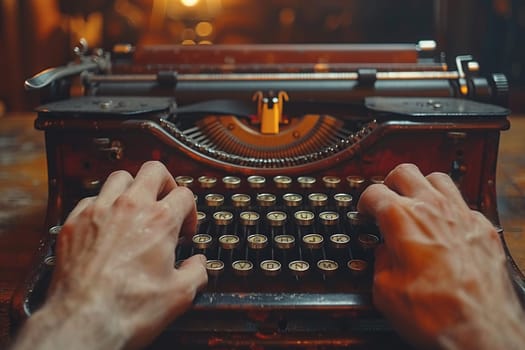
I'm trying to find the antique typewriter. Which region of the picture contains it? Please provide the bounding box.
[11,40,525,349]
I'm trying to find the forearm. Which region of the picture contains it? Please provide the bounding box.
[437,300,525,350]
[11,298,127,350]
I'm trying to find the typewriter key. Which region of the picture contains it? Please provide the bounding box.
[239,211,260,226]
[267,211,287,226]
[330,233,351,249]
[317,259,339,275]
[222,176,241,189]
[370,176,385,185]
[206,259,225,277]
[322,176,341,189]
[274,235,296,249]
[232,260,254,277]
[247,234,268,250]
[256,193,276,207]
[308,193,328,207]
[196,211,207,227]
[347,211,364,226]
[283,193,303,207]
[205,193,225,207]
[231,193,251,207]
[289,260,310,277]
[192,234,213,249]
[44,256,56,266]
[334,193,353,208]
[198,175,217,188]
[213,211,234,226]
[319,211,339,226]
[260,260,281,276]
[218,234,240,250]
[346,176,365,190]
[247,175,266,189]
[358,233,380,250]
[48,225,62,235]
[273,175,292,189]
[347,259,368,276]
[302,234,324,249]
[297,176,316,189]
[294,210,315,226]
[175,176,194,187]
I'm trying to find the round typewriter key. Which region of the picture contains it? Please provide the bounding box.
[222,176,241,189]
[213,211,234,226]
[232,260,254,277]
[231,193,251,207]
[322,175,341,188]
[317,259,339,275]
[196,211,207,225]
[308,193,328,207]
[48,225,62,235]
[256,193,276,207]
[334,193,353,208]
[297,176,316,189]
[266,211,287,226]
[358,233,380,250]
[370,175,385,184]
[198,175,217,188]
[247,175,266,189]
[294,210,315,226]
[239,211,260,226]
[44,256,56,266]
[283,193,303,207]
[288,260,310,277]
[206,259,225,277]
[330,233,351,248]
[302,233,324,249]
[319,211,339,226]
[205,193,225,207]
[260,259,281,276]
[273,175,292,189]
[347,211,364,226]
[347,259,368,276]
[274,235,295,249]
[192,234,213,249]
[346,175,365,190]
[175,176,194,187]
[218,234,240,250]
[247,234,268,250]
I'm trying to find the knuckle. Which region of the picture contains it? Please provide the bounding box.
[106,169,133,182]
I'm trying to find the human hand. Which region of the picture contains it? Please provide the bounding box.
[42,161,207,349]
[357,163,525,349]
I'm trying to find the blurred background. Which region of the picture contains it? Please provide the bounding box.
[0,0,524,113]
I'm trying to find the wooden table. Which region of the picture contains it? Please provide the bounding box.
[0,113,524,348]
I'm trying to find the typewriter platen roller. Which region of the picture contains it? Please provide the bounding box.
[12,42,525,349]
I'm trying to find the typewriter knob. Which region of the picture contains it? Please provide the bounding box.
[206,260,225,277]
[358,233,380,251]
[329,233,351,249]
[213,211,234,226]
[257,193,277,207]
[247,175,266,189]
[267,211,287,227]
[175,176,194,187]
[322,176,341,189]
[218,234,240,250]
[205,193,225,207]
[274,235,296,250]
[294,210,315,226]
[334,193,353,208]
[192,234,213,250]
[308,193,328,207]
[317,259,339,276]
[283,193,303,207]
[48,225,62,235]
[346,176,365,190]
[297,176,316,189]
[222,176,241,189]
[302,234,324,250]
[247,234,268,250]
[198,176,217,189]
[231,193,251,207]
[273,175,292,189]
[347,259,368,277]
[319,211,339,226]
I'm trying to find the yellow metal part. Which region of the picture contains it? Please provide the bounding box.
[253,91,289,134]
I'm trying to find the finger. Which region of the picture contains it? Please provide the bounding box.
[425,171,469,209]
[66,196,96,221]
[170,254,208,301]
[357,183,400,219]
[162,186,197,242]
[126,161,177,202]
[95,170,134,206]
[384,163,434,198]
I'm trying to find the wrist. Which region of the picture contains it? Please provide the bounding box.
[13,294,127,350]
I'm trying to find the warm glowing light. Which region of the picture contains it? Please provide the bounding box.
[198,40,213,45]
[182,39,196,45]
[279,8,295,26]
[180,0,199,7]
[195,21,213,37]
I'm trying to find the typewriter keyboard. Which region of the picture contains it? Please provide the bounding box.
[172,174,383,293]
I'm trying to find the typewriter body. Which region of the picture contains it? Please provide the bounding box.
[12,41,525,349]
